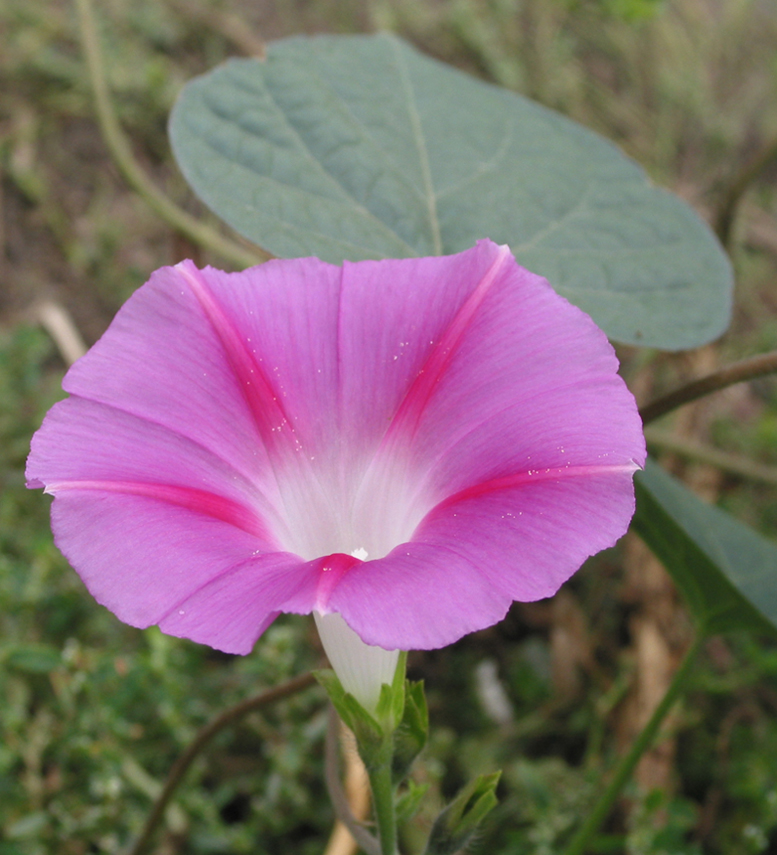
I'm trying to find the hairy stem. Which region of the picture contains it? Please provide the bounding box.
[75,0,269,269]
[639,349,777,425]
[126,672,316,855]
[367,759,399,855]
[561,635,704,855]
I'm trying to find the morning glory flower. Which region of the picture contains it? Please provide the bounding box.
[27,240,644,710]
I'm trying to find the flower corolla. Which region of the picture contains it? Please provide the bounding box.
[27,241,644,702]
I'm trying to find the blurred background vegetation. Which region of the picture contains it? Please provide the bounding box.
[1,0,777,852]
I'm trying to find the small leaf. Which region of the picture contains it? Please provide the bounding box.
[396,780,431,823]
[424,771,502,855]
[170,33,732,349]
[633,460,777,638]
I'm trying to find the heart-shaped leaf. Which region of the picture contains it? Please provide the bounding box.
[633,460,777,638]
[170,33,732,349]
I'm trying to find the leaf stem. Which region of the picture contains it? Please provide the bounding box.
[125,672,316,855]
[561,634,704,855]
[74,0,270,269]
[639,349,777,425]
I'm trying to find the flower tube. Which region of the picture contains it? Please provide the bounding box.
[27,240,645,705]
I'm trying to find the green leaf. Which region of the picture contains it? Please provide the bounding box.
[5,643,62,674]
[424,771,502,855]
[633,460,777,638]
[170,33,732,349]
[396,780,431,824]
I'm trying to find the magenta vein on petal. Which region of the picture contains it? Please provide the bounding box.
[176,262,300,455]
[433,461,640,512]
[45,479,273,541]
[381,244,513,447]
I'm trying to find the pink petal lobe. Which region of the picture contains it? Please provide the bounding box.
[335,242,512,454]
[57,263,275,490]
[47,490,300,644]
[325,467,638,651]
[399,249,646,499]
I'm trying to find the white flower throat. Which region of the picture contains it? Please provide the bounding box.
[314,611,400,715]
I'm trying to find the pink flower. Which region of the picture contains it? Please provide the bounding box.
[27,241,644,670]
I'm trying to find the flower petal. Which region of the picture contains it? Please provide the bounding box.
[389,243,645,497]
[56,262,279,490]
[46,489,302,644]
[326,468,637,651]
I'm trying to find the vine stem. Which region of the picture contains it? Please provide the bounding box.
[644,427,777,488]
[367,759,399,855]
[639,349,777,425]
[125,672,316,855]
[74,0,270,269]
[324,708,381,855]
[714,135,777,249]
[561,634,704,855]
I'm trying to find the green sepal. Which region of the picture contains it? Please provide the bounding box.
[396,780,431,824]
[392,679,429,785]
[314,668,393,770]
[423,771,502,855]
[374,650,408,733]
[313,669,382,739]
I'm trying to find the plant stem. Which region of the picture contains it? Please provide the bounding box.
[166,0,266,57]
[639,349,777,425]
[714,135,777,249]
[367,759,399,855]
[324,707,381,855]
[561,634,704,855]
[74,0,270,270]
[126,672,316,855]
[644,427,777,487]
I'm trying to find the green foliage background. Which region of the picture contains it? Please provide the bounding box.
[2,0,777,853]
